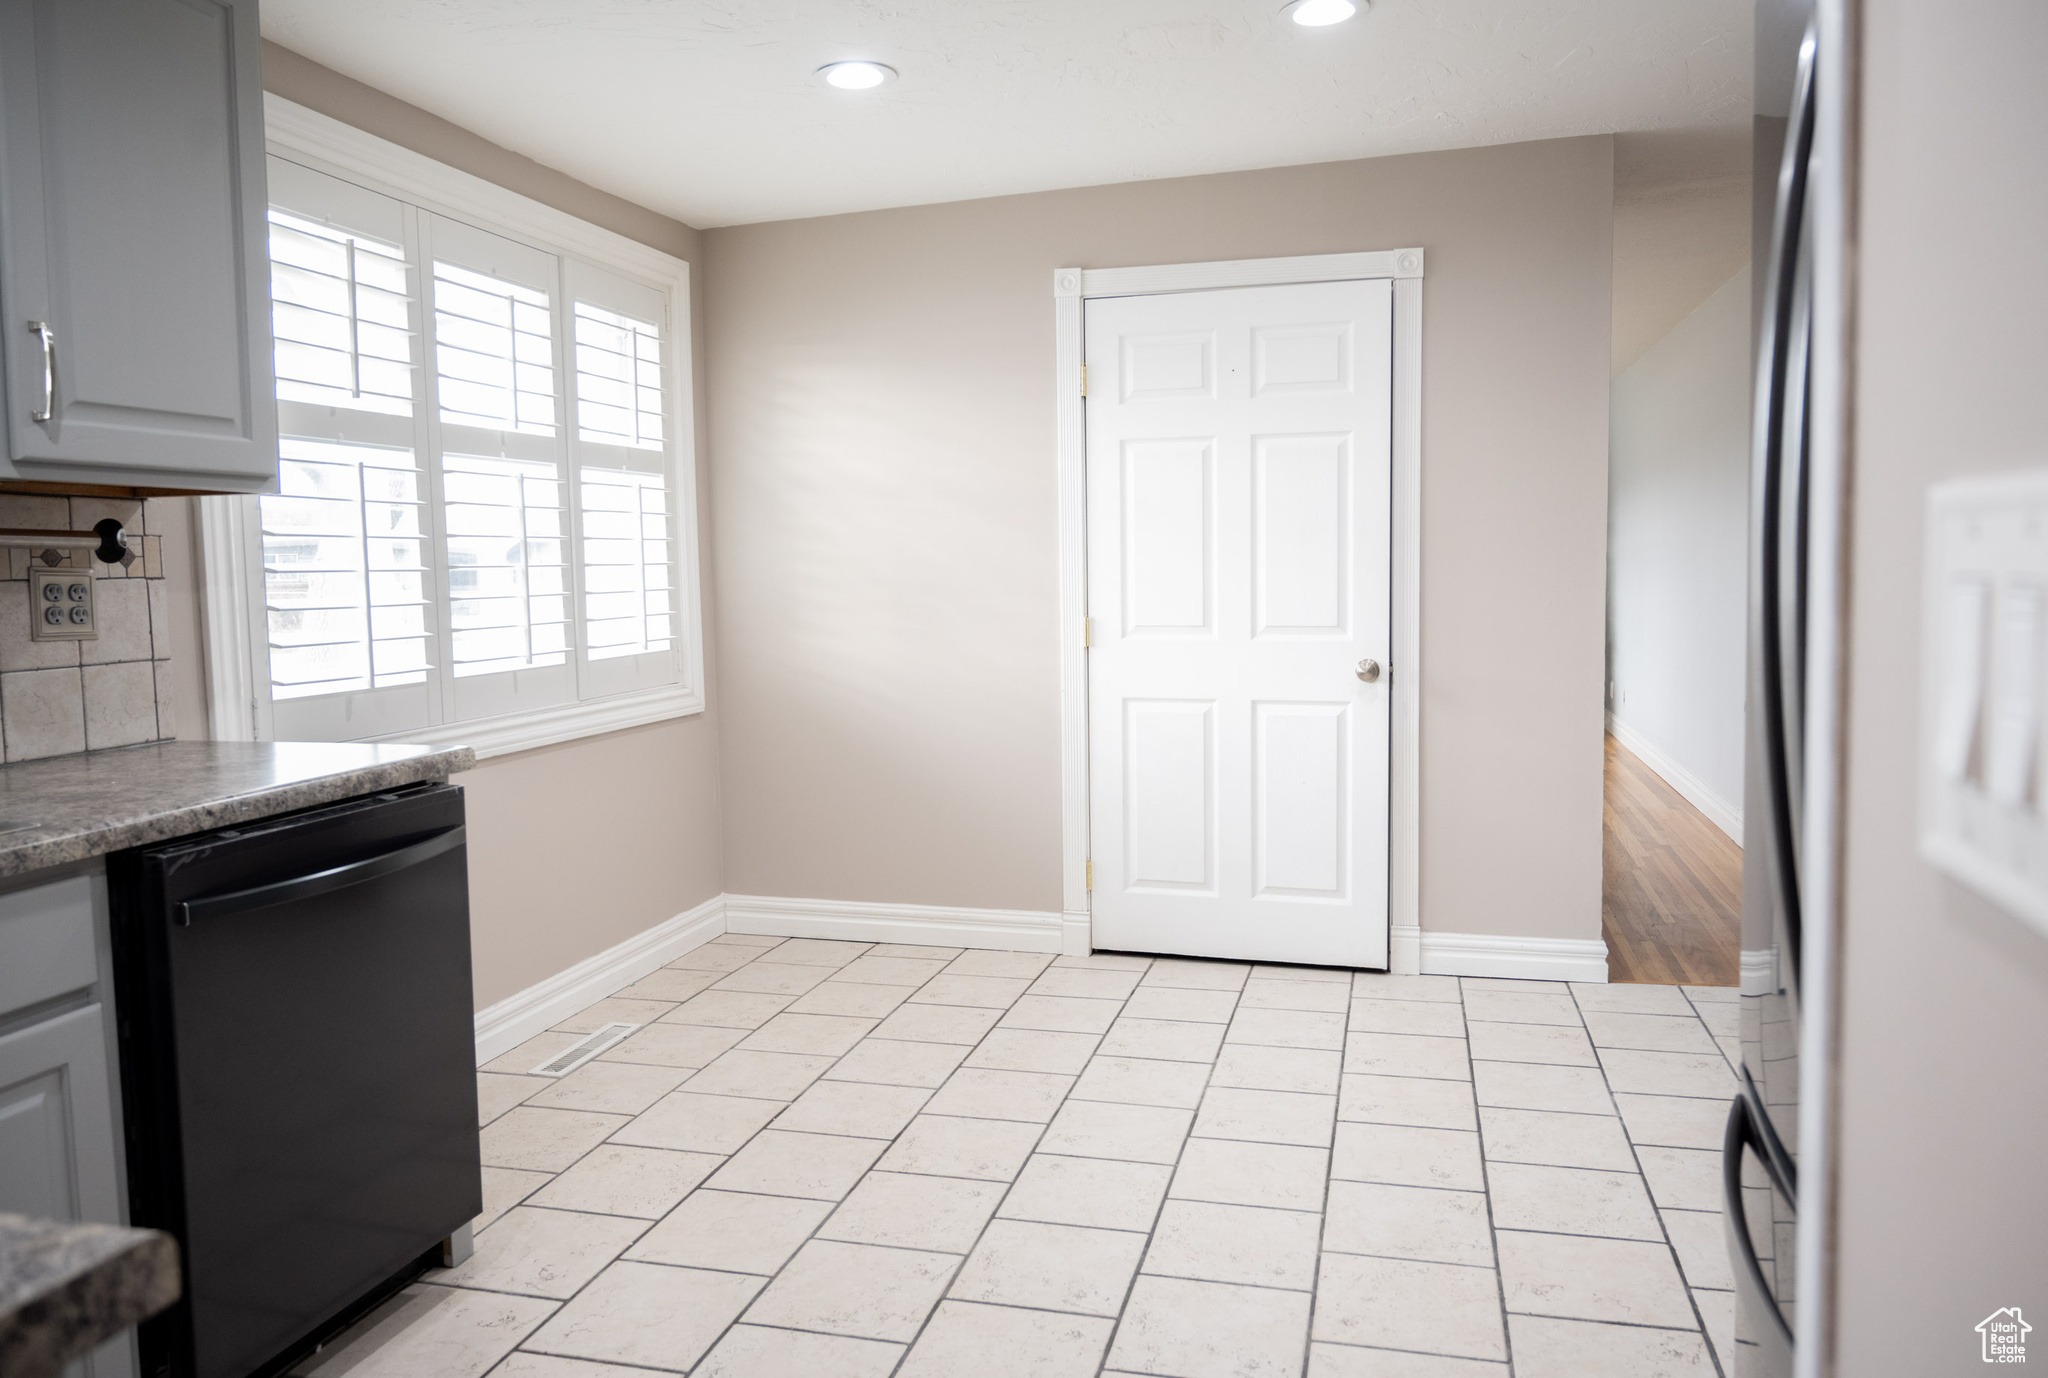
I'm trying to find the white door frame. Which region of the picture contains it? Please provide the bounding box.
[1054,249,1425,971]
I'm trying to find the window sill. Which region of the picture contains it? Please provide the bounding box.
[353,683,704,762]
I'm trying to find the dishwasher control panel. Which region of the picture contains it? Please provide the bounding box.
[28,568,96,641]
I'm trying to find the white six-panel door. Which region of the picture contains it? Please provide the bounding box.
[1086,278,1393,967]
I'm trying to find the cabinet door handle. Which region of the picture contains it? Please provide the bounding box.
[26,320,55,423]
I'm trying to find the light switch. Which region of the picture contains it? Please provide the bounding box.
[1985,584,2043,807]
[1923,472,2048,936]
[1933,576,1988,783]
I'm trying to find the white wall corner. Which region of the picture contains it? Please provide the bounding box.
[1062,909,1093,957]
[1417,930,1610,983]
[473,893,727,1066]
[725,894,1064,953]
[1607,712,1744,844]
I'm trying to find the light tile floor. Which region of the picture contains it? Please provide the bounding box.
[296,938,1743,1378]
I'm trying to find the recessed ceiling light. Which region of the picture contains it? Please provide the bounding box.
[817,61,897,91]
[1282,0,1362,26]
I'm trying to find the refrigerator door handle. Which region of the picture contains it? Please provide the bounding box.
[175,825,467,925]
[1724,1094,1797,1361]
[1752,22,1821,989]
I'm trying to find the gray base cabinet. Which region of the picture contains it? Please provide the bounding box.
[0,1007,120,1223]
[0,0,276,492]
[0,871,138,1378]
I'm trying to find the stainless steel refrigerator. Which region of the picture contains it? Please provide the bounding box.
[1728,0,1819,1371]
[1734,0,2048,1371]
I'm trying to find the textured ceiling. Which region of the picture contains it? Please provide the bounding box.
[263,0,1751,228]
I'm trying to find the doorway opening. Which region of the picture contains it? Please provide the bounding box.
[1602,130,1753,987]
[1602,733,1741,984]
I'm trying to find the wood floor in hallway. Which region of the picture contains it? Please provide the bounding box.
[1603,734,1742,986]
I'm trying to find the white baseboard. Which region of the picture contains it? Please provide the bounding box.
[1741,947,1778,997]
[1607,713,1744,845]
[1389,923,1422,975]
[1061,910,1092,957]
[1418,930,1611,983]
[473,893,726,1065]
[725,894,1064,952]
[473,888,1609,1066]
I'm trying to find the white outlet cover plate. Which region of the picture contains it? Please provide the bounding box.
[28,568,97,641]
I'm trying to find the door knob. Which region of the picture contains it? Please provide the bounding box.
[1356,659,1382,683]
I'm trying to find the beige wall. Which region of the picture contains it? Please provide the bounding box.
[1831,0,2048,1366]
[157,47,724,1009]
[1610,127,1751,374]
[456,717,725,1006]
[704,137,1614,940]
[1607,267,1751,813]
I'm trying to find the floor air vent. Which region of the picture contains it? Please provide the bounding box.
[531,1022,639,1076]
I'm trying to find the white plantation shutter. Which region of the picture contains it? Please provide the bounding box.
[263,438,428,697]
[424,216,575,720]
[442,454,569,674]
[566,259,681,699]
[238,152,692,748]
[580,467,672,660]
[261,160,435,742]
[268,213,414,416]
[265,157,417,419]
[573,302,664,449]
[434,262,557,435]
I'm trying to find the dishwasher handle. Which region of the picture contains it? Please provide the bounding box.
[175,826,466,926]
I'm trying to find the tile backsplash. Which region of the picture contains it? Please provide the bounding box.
[0,494,173,763]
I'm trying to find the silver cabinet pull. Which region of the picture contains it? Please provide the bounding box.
[26,320,54,423]
[1356,658,1382,683]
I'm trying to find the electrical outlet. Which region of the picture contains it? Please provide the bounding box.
[29,568,97,641]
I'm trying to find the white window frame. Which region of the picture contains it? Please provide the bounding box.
[200,94,704,759]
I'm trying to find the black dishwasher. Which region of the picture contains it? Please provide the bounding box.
[109,783,481,1378]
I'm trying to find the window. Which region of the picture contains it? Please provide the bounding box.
[204,138,700,757]
[264,437,428,699]
[434,262,556,434]
[267,211,413,416]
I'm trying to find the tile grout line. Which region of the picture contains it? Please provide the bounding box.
[480,934,825,1374]
[1094,967,1244,1378]
[703,950,1134,1372]
[1566,978,1730,1378]
[575,939,956,1369]
[663,940,1035,1375]
[1294,971,1366,1378]
[1679,983,1745,1370]
[467,936,815,1377]
[437,948,1738,1378]
[881,956,1153,1378]
[462,985,741,1376]
[1457,977,1519,1378]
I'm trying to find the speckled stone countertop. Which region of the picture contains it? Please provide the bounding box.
[0,1212,179,1377]
[0,741,476,878]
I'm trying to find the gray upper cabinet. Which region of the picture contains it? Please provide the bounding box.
[0,0,277,492]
